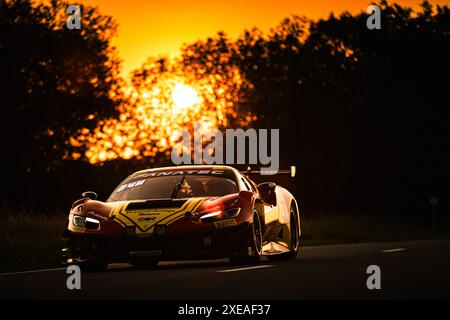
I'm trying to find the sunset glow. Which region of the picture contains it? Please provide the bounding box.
[70,57,255,164]
[172,84,201,113]
[80,0,449,75]
[69,0,449,164]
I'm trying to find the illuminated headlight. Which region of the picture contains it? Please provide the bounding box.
[86,217,100,229]
[200,210,223,220]
[200,207,241,222]
[73,215,100,229]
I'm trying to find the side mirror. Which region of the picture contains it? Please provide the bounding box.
[82,191,97,200]
[257,182,276,206]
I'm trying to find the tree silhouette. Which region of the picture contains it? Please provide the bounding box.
[1,0,449,216]
[0,0,122,203]
[173,1,450,214]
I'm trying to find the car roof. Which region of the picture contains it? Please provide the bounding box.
[132,165,240,176]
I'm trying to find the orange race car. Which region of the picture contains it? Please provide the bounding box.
[62,165,301,271]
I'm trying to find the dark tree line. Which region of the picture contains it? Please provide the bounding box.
[178,1,450,215]
[0,0,449,217]
[0,0,122,205]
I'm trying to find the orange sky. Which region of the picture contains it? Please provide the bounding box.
[80,0,450,76]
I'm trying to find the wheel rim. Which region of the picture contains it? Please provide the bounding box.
[252,212,263,255]
[290,209,299,251]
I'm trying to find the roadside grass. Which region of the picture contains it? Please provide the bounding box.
[300,213,447,246]
[0,206,448,273]
[0,205,67,273]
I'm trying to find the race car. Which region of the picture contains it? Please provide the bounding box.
[62,165,301,271]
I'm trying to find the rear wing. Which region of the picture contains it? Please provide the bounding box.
[242,166,296,177]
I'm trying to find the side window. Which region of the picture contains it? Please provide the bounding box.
[241,177,251,191]
[243,176,257,192]
[235,172,250,191]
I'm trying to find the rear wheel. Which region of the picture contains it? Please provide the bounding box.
[267,207,299,261]
[229,211,263,265]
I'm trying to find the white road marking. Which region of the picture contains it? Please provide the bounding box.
[217,265,275,273]
[381,248,406,253]
[0,267,66,276]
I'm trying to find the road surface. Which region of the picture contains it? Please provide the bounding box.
[1,239,449,299]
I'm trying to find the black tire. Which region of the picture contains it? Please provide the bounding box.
[267,206,300,262]
[229,211,263,265]
[130,258,159,269]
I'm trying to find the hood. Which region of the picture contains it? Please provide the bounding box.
[108,197,209,237]
[80,193,247,238]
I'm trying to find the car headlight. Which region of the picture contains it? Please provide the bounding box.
[73,215,100,229]
[73,215,86,228]
[199,207,241,222]
[200,210,223,220]
[223,207,241,218]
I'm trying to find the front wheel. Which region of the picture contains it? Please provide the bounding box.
[229,211,263,265]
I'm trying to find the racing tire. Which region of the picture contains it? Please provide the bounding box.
[267,207,300,262]
[228,211,263,265]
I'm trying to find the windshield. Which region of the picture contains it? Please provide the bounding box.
[107,175,238,202]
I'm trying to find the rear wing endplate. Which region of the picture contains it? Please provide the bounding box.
[241,166,296,177]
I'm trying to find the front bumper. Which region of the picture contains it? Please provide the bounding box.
[62,222,251,263]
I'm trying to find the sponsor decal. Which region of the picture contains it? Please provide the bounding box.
[133,170,224,179]
[124,208,176,216]
[116,179,146,193]
[113,198,205,236]
[214,219,237,229]
[138,216,156,222]
[87,211,109,221]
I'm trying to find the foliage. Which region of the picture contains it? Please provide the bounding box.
[1,1,449,216]
[0,0,122,202]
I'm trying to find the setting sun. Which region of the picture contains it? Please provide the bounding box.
[172,84,200,113]
[71,57,255,164]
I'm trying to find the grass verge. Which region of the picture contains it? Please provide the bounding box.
[0,206,67,273]
[300,213,448,245]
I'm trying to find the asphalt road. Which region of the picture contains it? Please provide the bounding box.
[1,239,449,299]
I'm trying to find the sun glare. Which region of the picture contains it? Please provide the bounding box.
[69,58,256,164]
[172,83,200,112]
